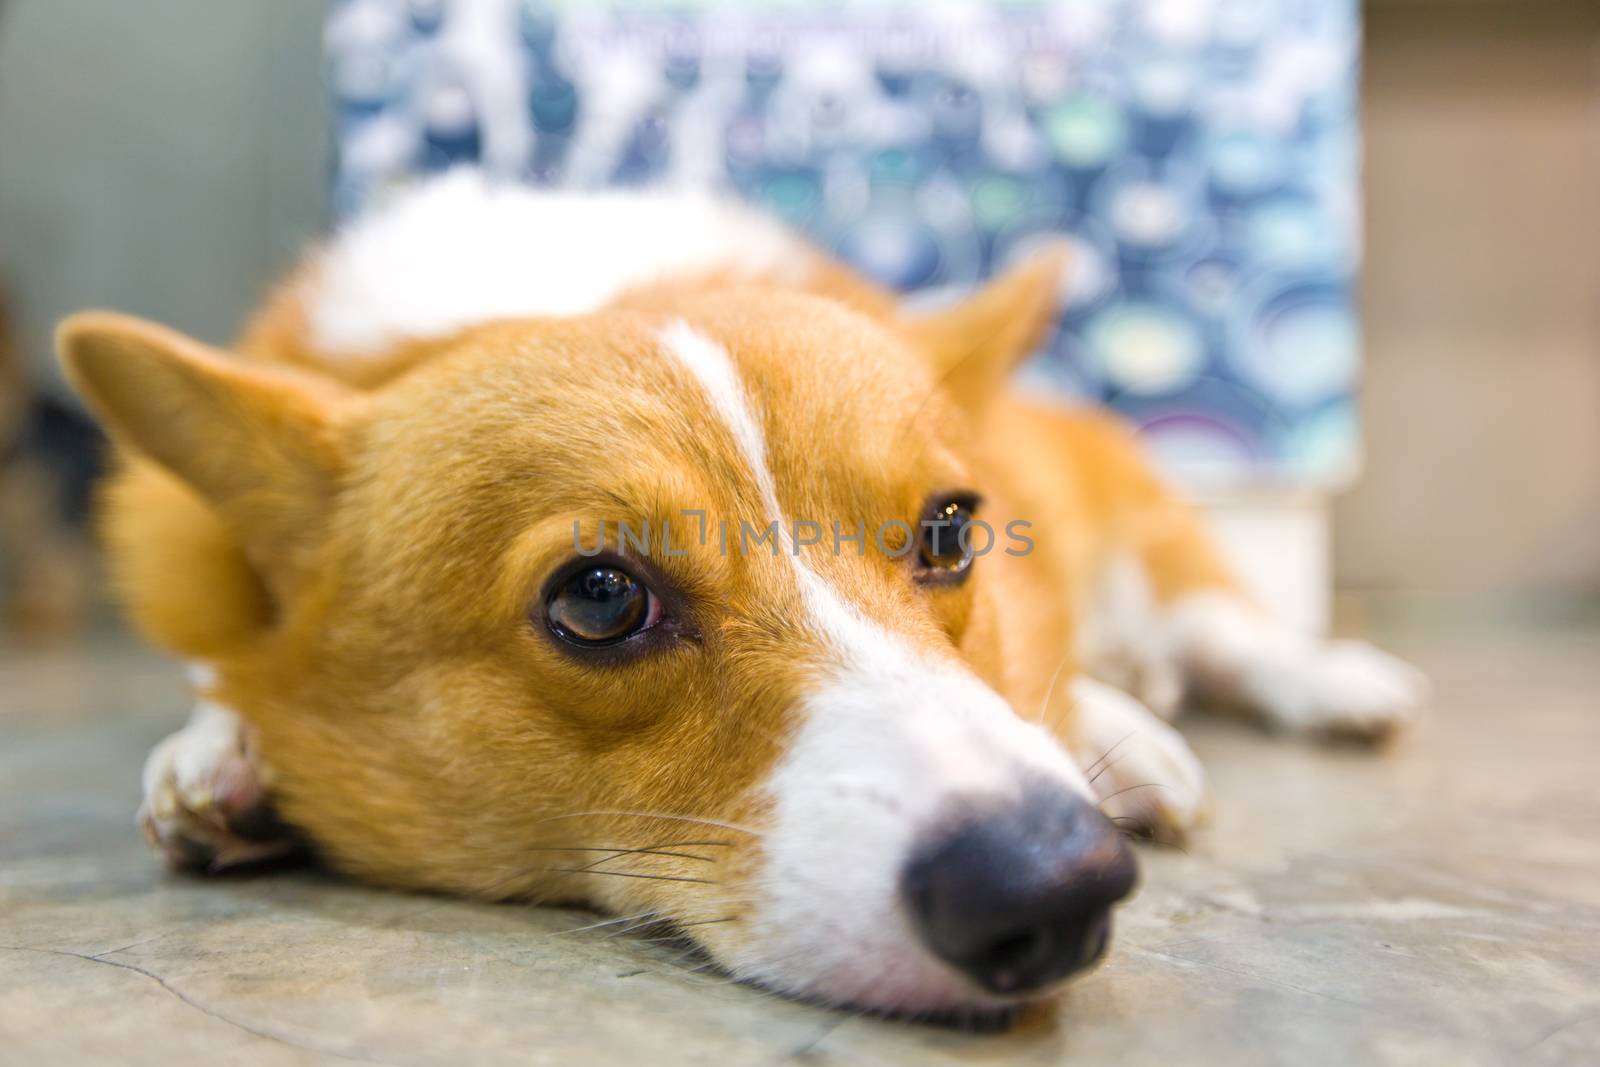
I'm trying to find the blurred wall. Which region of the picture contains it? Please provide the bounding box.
[1341,5,1600,598]
[0,0,329,392]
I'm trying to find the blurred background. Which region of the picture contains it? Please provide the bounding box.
[0,0,1596,649]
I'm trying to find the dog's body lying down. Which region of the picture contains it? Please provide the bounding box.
[60,172,1424,1016]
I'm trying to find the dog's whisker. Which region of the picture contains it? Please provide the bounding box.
[433,844,726,909]
[1035,653,1074,725]
[1083,729,1140,780]
[569,852,707,872]
[1104,817,1191,855]
[532,810,764,838]
[1089,749,1133,786]
[538,847,714,861]
[680,958,726,977]
[524,841,733,856]
[632,933,699,947]
[553,910,659,936]
[540,867,720,885]
[1096,781,1169,805]
[1106,815,1153,837]
[529,844,725,872]
[600,915,674,940]
[625,916,737,944]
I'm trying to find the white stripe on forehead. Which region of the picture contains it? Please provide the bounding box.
[658,322,944,661]
[657,320,785,525]
[657,321,871,658]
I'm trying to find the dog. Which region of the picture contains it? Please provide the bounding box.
[58,170,1425,1016]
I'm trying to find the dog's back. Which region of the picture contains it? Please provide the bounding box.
[234,172,856,384]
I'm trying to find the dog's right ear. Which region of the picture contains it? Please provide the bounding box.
[57,312,349,590]
[897,245,1069,409]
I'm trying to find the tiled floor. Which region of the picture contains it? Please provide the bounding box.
[2,623,1597,1065]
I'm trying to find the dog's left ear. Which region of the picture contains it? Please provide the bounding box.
[899,244,1069,408]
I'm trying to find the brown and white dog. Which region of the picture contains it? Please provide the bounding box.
[58,171,1425,1017]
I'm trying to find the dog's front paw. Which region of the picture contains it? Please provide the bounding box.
[1241,640,1428,742]
[1072,678,1211,844]
[139,701,299,871]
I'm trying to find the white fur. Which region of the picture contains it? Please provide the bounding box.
[141,701,247,815]
[658,320,782,518]
[184,660,219,692]
[1071,677,1209,839]
[1166,593,1429,737]
[1077,551,1185,719]
[1079,551,1427,738]
[656,323,1093,1010]
[307,170,808,356]
[740,577,1096,1012]
[138,701,295,869]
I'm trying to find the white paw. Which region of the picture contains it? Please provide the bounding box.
[1242,640,1429,741]
[1072,678,1211,844]
[139,701,298,871]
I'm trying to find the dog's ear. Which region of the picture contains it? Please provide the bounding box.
[57,312,349,590]
[899,244,1068,407]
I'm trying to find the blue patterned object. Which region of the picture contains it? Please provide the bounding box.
[328,0,1363,488]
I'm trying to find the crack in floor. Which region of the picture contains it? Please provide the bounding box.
[773,1015,848,1064]
[2,945,395,1065]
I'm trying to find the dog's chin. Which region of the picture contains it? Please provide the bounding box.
[705,939,1050,1022]
[753,968,1042,1026]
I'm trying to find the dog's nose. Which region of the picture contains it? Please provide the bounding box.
[900,791,1138,995]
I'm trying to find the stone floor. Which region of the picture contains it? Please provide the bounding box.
[2,621,1598,1066]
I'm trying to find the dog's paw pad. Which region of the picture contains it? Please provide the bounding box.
[1075,678,1211,845]
[1246,641,1429,742]
[138,702,298,871]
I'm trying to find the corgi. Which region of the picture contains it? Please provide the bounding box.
[58,170,1425,1017]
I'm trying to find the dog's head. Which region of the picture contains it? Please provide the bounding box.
[59,250,1134,1015]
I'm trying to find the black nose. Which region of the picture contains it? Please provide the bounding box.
[901,790,1138,995]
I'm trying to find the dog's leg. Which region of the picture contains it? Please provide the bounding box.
[1074,420,1428,740]
[1159,593,1429,739]
[138,686,300,871]
[1068,676,1210,844]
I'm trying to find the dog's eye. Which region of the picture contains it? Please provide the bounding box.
[917,493,981,582]
[546,565,662,647]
